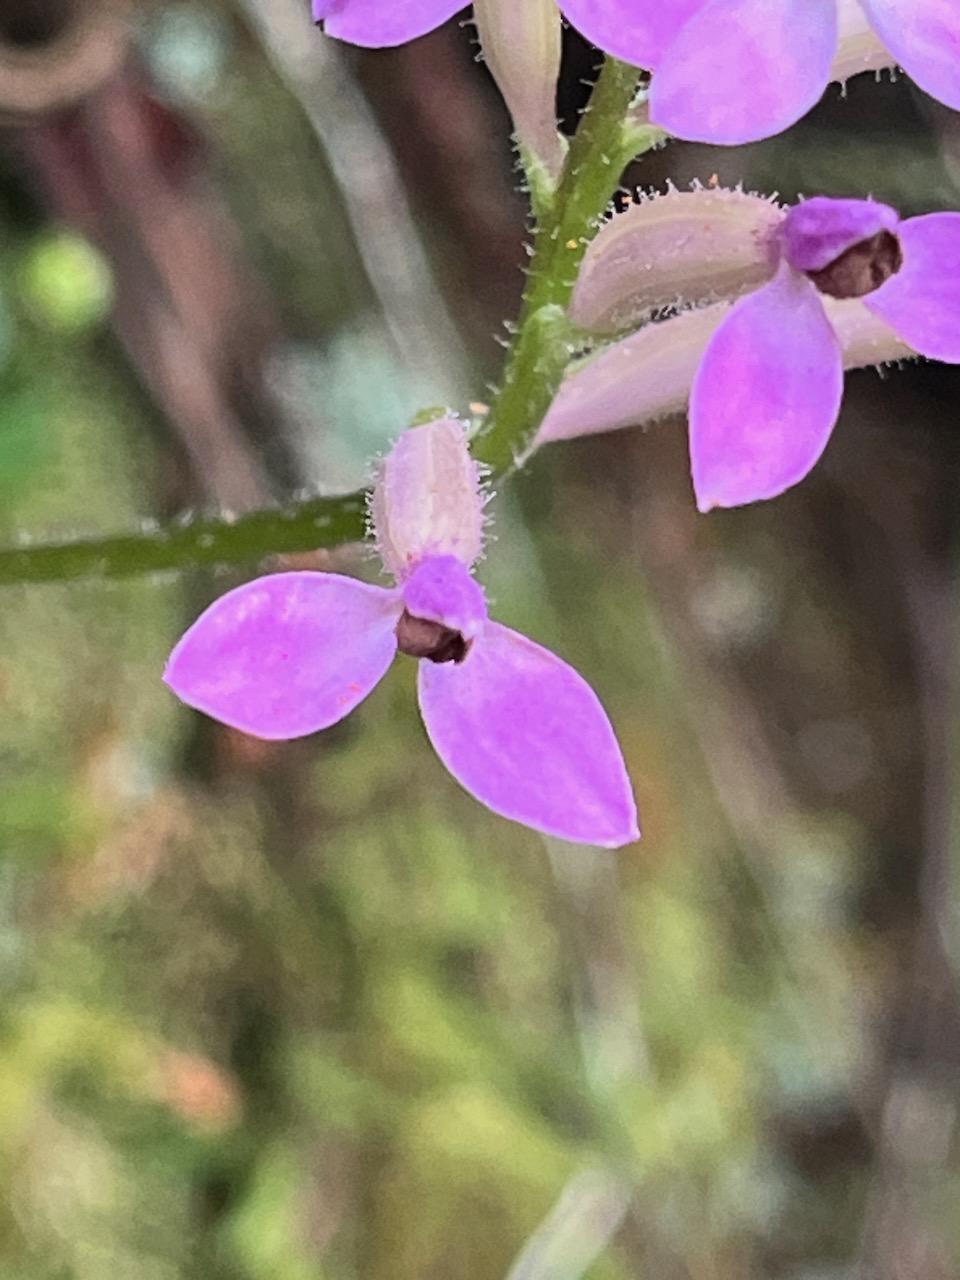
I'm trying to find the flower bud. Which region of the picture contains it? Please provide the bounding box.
[372,416,485,580]
[473,0,564,181]
[568,188,783,334]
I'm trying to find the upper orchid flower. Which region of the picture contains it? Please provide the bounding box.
[164,417,639,848]
[312,0,959,147]
[690,196,960,509]
[564,0,960,144]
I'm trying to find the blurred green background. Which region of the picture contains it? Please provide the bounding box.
[0,2,959,1278]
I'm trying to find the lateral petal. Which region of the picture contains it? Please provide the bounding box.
[649,0,838,144]
[165,573,400,740]
[690,271,844,509]
[864,213,960,363]
[418,621,639,847]
[861,0,960,111]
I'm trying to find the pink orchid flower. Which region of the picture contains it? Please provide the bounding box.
[564,0,960,144]
[691,196,960,510]
[164,418,639,848]
[312,0,960,146]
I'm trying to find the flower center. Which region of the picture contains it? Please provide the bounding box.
[805,230,903,300]
[395,610,470,664]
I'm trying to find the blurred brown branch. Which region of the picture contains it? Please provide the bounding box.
[6,0,298,510]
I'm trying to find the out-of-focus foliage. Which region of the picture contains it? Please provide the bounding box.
[0,3,958,1279]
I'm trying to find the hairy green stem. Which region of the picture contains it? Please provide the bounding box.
[0,492,367,586]
[475,58,647,474]
[0,60,660,588]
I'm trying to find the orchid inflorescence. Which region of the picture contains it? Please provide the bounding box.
[165,1,960,843]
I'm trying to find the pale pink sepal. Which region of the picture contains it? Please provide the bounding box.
[372,417,485,580]
[861,0,960,111]
[538,305,732,444]
[568,188,783,334]
[473,0,565,179]
[864,213,960,363]
[312,0,464,47]
[418,621,639,848]
[649,0,838,145]
[689,270,844,510]
[833,0,893,81]
[164,573,401,740]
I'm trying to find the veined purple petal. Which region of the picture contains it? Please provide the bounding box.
[864,213,960,362]
[861,0,960,111]
[649,0,838,145]
[402,555,488,639]
[559,0,708,68]
[313,0,464,47]
[164,573,401,740]
[690,270,844,510]
[418,621,639,847]
[783,196,900,272]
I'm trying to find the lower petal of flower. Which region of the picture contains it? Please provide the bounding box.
[690,271,844,509]
[861,0,960,111]
[649,0,838,145]
[164,573,401,740]
[418,620,639,847]
[313,0,464,47]
[863,213,960,363]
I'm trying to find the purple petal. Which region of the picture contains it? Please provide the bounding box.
[783,197,900,272]
[861,0,960,111]
[863,213,960,363]
[558,0,708,68]
[313,0,464,47]
[165,573,401,740]
[690,271,844,509]
[649,0,838,145]
[418,621,639,847]
[402,555,488,638]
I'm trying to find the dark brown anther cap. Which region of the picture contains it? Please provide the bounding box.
[396,610,470,664]
[806,229,903,300]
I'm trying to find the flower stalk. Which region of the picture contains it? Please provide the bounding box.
[475,56,656,474]
[0,493,367,585]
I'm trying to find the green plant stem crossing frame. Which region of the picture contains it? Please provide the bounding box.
[1,60,660,587]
